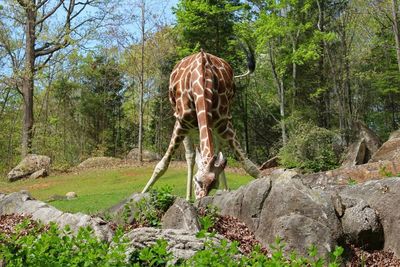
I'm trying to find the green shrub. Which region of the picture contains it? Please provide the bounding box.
[196,205,219,238]
[132,185,175,227]
[0,221,128,266]
[129,239,172,266]
[279,122,340,172]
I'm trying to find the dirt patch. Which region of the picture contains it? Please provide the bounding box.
[212,214,268,255]
[348,245,400,266]
[0,214,46,239]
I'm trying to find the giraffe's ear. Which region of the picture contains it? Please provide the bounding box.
[215,152,227,168]
[195,147,204,169]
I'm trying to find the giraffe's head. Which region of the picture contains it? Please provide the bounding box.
[194,148,227,199]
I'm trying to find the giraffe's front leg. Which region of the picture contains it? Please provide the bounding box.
[142,121,186,194]
[183,135,195,200]
[214,135,229,191]
[220,170,228,191]
[218,121,261,179]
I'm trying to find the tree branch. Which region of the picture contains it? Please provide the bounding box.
[35,0,64,26]
[34,41,69,57]
[36,0,50,10]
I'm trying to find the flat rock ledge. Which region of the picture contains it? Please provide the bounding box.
[0,191,113,241]
[124,227,225,262]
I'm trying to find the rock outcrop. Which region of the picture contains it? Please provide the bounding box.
[7,154,51,182]
[198,167,400,259]
[197,170,342,258]
[0,191,113,241]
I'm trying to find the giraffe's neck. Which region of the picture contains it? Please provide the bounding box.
[194,51,214,162]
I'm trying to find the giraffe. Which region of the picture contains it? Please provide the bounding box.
[142,49,261,200]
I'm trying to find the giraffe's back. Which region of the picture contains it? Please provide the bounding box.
[169,51,235,129]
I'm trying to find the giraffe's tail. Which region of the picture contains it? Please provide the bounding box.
[234,40,256,79]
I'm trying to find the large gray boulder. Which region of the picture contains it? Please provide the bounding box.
[0,191,114,241]
[161,198,201,232]
[369,134,400,163]
[124,227,225,263]
[340,198,383,249]
[197,170,342,258]
[255,174,342,257]
[7,154,51,182]
[338,178,400,257]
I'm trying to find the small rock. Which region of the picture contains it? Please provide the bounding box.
[30,168,48,179]
[161,198,201,232]
[66,192,77,200]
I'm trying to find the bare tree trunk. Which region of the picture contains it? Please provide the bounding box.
[21,3,36,157]
[291,30,299,111]
[138,0,145,162]
[392,0,400,72]
[279,80,287,145]
[268,42,287,144]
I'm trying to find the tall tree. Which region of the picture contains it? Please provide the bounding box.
[174,0,242,60]
[0,0,109,157]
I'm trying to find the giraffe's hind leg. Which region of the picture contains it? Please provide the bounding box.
[217,121,261,179]
[183,135,195,200]
[142,121,186,193]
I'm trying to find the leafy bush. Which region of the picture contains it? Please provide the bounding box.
[279,122,340,172]
[0,221,128,266]
[196,205,219,238]
[129,239,172,267]
[131,186,175,227]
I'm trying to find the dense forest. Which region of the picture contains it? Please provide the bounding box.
[0,0,399,175]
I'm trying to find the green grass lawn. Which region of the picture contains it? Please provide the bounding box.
[0,163,252,214]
